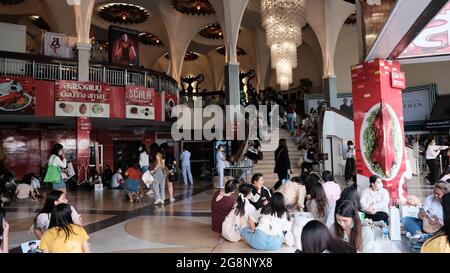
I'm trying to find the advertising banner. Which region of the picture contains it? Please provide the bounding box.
[0,77,36,114]
[77,117,91,184]
[55,80,110,118]
[352,59,407,204]
[125,86,155,120]
[164,91,177,121]
[109,26,139,66]
[43,31,77,59]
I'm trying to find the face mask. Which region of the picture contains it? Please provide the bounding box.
[139,147,143,151]
[377,183,384,190]
[118,170,122,173]
[349,223,354,229]
[349,145,354,149]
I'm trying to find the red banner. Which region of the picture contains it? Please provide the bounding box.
[125,86,155,120]
[0,77,36,115]
[352,59,407,204]
[55,80,110,118]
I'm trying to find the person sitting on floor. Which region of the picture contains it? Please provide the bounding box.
[276,176,306,212]
[332,200,379,253]
[421,192,450,253]
[211,179,238,233]
[241,192,292,251]
[402,181,450,249]
[15,178,36,201]
[40,203,90,253]
[110,168,124,190]
[249,173,272,210]
[306,182,329,224]
[360,175,389,224]
[299,220,356,253]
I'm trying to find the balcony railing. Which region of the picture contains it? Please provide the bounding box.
[0,51,178,93]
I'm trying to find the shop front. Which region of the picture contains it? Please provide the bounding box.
[0,76,176,182]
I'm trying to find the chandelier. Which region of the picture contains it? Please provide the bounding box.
[261,0,306,90]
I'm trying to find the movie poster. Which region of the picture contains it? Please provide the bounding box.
[108,26,139,66]
[0,77,36,114]
[352,59,407,204]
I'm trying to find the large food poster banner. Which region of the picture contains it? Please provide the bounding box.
[0,77,35,114]
[55,80,110,118]
[165,91,177,121]
[43,32,77,59]
[125,86,155,120]
[109,26,139,66]
[352,59,407,204]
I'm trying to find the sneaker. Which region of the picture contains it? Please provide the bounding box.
[169,197,176,203]
[154,199,162,205]
[146,190,153,196]
[406,232,413,239]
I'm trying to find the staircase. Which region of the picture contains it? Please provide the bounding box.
[253,129,303,187]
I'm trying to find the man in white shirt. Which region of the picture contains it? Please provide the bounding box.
[180,146,193,185]
[360,175,390,223]
[425,137,448,185]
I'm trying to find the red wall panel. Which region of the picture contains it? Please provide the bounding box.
[35,80,55,117]
[109,85,125,119]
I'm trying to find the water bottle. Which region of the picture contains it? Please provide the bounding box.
[382,223,389,240]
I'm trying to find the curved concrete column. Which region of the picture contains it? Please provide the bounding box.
[67,0,95,81]
[158,0,216,83]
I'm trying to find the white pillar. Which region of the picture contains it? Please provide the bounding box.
[77,42,91,81]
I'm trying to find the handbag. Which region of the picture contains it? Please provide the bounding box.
[222,208,245,242]
[44,156,61,183]
[142,170,155,188]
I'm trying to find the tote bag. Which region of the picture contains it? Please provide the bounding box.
[44,156,61,183]
[142,170,155,188]
[222,208,245,242]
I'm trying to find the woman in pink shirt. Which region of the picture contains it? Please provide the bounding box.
[321,171,341,205]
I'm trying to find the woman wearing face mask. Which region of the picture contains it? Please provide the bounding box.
[216,145,227,189]
[425,136,449,185]
[249,173,272,210]
[45,143,67,194]
[111,168,124,189]
[360,175,390,224]
[332,200,378,253]
[32,190,82,239]
[343,141,356,184]
[138,144,150,174]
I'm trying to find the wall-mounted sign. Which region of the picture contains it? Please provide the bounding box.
[55,80,110,118]
[0,77,35,114]
[125,86,155,120]
[399,2,450,59]
[43,32,77,59]
[164,91,177,121]
[391,72,406,89]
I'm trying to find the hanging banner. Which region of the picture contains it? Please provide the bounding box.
[0,77,36,114]
[109,26,139,66]
[76,117,91,184]
[43,32,77,59]
[55,80,110,118]
[165,91,177,121]
[125,86,155,120]
[352,59,407,204]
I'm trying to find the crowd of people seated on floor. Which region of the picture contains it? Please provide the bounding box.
[210,171,450,253]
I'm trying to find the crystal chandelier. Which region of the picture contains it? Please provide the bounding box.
[261,0,306,90]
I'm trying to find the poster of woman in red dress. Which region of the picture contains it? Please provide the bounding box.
[109,26,139,66]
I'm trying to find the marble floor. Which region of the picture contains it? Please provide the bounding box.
[2,174,434,253]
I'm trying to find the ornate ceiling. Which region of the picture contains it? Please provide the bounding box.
[199,23,223,40]
[216,46,247,56]
[172,0,215,16]
[29,15,51,31]
[164,51,200,62]
[139,32,163,47]
[97,3,150,25]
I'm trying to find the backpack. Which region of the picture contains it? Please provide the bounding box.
[222,207,246,242]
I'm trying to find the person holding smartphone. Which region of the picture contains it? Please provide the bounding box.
[249,173,272,210]
[402,181,450,245]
